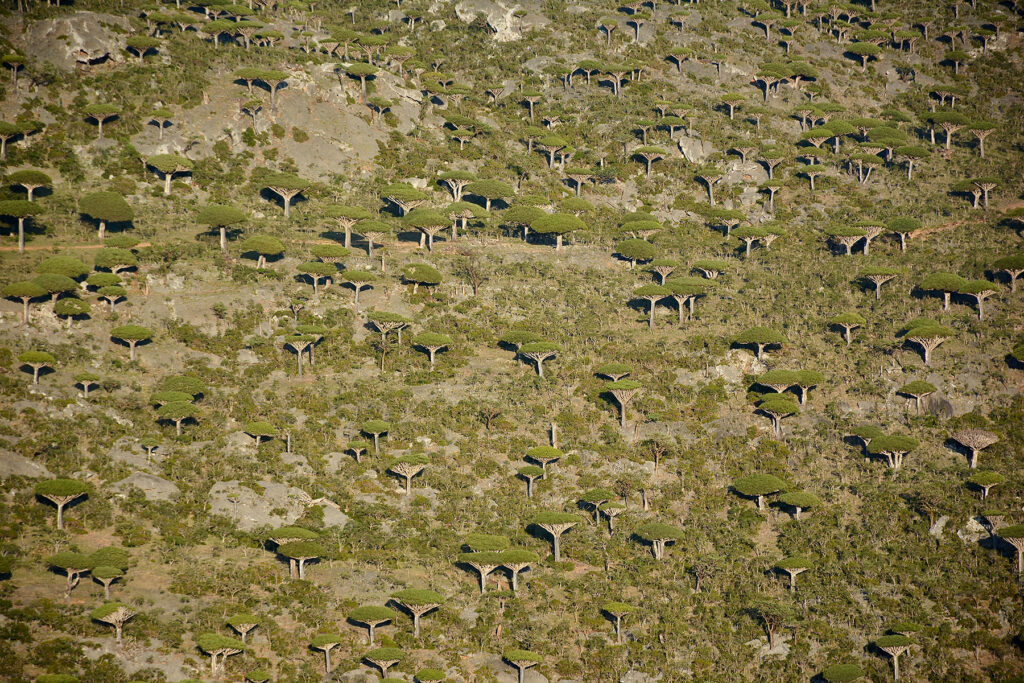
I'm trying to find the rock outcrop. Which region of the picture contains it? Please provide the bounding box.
[209,480,349,531]
[21,12,130,71]
[454,0,518,42]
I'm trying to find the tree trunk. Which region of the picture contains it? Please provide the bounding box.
[552,534,561,562]
[128,341,137,361]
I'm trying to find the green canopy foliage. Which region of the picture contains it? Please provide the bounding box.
[79,192,133,223]
[733,474,789,497]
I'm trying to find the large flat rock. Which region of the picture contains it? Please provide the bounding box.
[0,449,52,480]
[113,472,180,501]
[209,480,349,531]
[20,12,129,71]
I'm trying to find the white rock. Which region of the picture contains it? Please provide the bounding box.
[454,0,519,42]
[957,517,989,544]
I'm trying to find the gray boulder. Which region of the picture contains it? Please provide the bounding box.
[957,517,989,544]
[209,480,349,531]
[0,449,52,479]
[21,12,129,71]
[114,473,180,501]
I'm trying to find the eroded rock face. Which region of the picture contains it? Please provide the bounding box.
[454,0,518,42]
[21,12,129,71]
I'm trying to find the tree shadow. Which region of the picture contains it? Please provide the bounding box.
[240,250,285,267]
[110,336,153,354]
[148,119,172,136]
[319,230,348,244]
[255,79,289,98]
[943,437,972,466]
[36,491,89,516]
[258,188,308,214]
[395,229,424,246]
[12,186,53,201]
[78,214,135,237]
[195,226,243,244]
